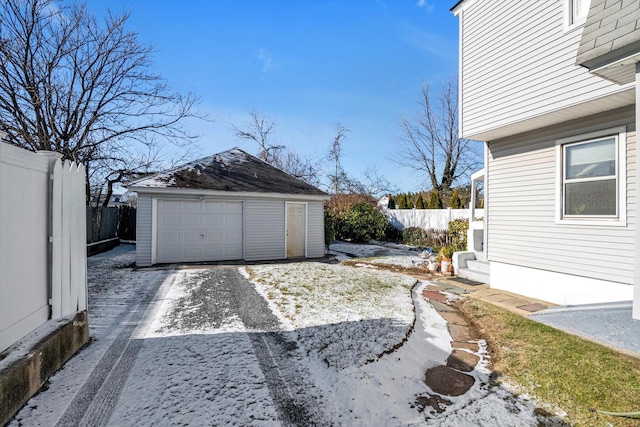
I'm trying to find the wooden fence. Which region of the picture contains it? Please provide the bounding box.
[86,205,136,244]
[0,143,87,353]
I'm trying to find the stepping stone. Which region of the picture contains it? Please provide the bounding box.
[423,290,447,303]
[446,349,480,372]
[447,324,478,342]
[451,341,479,352]
[424,366,475,396]
[429,300,456,313]
[438,311,469,326]
[426,284,446,292]
[518,303,548,312]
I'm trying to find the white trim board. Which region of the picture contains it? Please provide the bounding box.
[490,262,633,306]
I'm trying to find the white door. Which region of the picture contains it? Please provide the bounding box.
[286,203,306,258]
[157,199,243,263]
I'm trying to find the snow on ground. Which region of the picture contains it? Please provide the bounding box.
[249,244,564,426]
[329,241,429,269]
[108,269,281,427]
[246,262,416,369]
[10,243,562,426]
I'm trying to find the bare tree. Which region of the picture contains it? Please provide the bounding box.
[232,109,285,164]
[396,79,481,206]
[232,109,320,186]
[0,0,200,200]
[326,123,350,194]
[345,167,398,199]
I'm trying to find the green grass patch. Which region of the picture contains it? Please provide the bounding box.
[459,299,640,427]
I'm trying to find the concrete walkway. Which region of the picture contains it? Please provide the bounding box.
[430,276,640,358]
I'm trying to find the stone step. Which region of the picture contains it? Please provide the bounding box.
[457,267,490,285]
[466,259,490,274]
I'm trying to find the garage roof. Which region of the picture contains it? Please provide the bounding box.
[128,148,328,196]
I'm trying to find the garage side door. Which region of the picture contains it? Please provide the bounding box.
[157,199,243,263]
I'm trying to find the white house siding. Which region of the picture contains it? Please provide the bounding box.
[487,106,636,286]
[306,201,325,258]
[136,194,153,267]
[459,0,629,140]
[243,199,286,261]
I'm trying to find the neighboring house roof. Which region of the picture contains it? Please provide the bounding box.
[575,0,640,84]
[129,147,328,197]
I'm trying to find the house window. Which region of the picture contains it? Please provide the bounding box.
[571,0,590,23]
[556,127,626,225]
[565,0,591,28]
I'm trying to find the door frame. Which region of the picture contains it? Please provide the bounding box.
[284,201,307,258]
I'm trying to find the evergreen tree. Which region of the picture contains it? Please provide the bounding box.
[427,191,442,209]
[449,189,462,209]
[415,194,426,209]
[398,194,408,209]
[387,196,396,209]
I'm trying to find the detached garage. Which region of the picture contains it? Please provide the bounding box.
[128,148,329,266]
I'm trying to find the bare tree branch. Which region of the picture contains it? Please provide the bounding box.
[0,0,203,200]
[232,109,321,186]
[395,79,481,202]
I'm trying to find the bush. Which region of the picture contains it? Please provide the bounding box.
[338,202,387,242]
[448,218,469,251]
[415,194,426,209]
[324,210,337,245]
[383,223,402,242]
[401,226,429,246]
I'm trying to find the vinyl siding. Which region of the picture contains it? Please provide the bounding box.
[136,194,153,267]
[306,202,325,258]
[487,107,636,284]
[244,199,286,261]
[460,0,625,139]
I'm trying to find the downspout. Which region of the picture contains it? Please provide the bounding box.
[634,62,640,320]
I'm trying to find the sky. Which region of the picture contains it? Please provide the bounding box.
[86,0,461,193]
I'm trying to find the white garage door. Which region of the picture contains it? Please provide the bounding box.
[157,199,243,263]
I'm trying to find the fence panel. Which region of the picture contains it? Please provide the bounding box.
[51,159,87,318]
[0,144,87,353]
[384,208,469,230]
[0,145,51,353]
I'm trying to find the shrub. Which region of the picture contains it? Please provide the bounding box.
[401,226,429,246]
[338,202,387,242]
[415,194,426,209]
[448,217,469,251]
[383,223,402,242]
[324,210,337,245]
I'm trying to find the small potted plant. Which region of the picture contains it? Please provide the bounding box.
[438,246,452,274]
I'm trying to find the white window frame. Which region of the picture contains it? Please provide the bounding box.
[555,126,627,226]
[564,0,591,31]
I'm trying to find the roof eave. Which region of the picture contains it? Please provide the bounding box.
[128,186,330,201]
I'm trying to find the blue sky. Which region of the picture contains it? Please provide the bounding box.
[88,0,460,193]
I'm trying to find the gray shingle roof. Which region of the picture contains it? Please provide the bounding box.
[129,147,328,196]
[576,0,640,69]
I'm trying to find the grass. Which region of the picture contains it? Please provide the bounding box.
[246,262,416,328]
[458,298,640,427]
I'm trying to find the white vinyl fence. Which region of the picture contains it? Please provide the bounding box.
[0,142,87,353]
[384,208,469,231]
